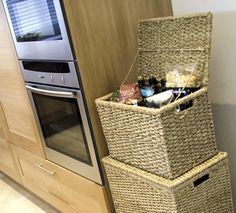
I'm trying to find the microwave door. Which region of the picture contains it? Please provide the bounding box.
[26,85,102,184]
[3,0,73,60]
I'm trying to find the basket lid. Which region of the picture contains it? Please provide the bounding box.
[138,12,213,86]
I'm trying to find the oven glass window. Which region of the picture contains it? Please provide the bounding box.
[32,93,92,165]
[6,0,62,42]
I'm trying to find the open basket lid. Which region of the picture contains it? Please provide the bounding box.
[137,12,213,86]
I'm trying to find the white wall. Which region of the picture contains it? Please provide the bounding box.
[172,0,236,206]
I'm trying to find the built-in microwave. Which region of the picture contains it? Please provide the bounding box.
[3,0,73,60]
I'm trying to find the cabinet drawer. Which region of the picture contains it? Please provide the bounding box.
[0,138,20,182]
[14,145,109,213]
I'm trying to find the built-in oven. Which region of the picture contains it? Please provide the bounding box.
[4,0,103,185]
[3,0,73,60]
[21,61,102,185]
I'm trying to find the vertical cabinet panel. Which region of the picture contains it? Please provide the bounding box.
[0,102,7,139]
[63,1,172,211]
[63,0,173,159]
[0,138,21,183]
[0,102,20,182]
[0,118,4,139]
[0,138,14,171]
[0,1,44,157]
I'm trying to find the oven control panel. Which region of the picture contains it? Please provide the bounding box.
[37,74,68,85]
[19,61,80,89]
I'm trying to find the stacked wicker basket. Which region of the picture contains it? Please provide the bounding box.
[96,13,234,213]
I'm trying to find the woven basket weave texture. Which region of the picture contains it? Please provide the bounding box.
[103,152,234,213]
[96,13,217,179]
[97,87,217,179]
[138,13,212,85]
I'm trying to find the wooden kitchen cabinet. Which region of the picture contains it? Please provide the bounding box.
[0,138,21,183]
[13,145,110,213]
[0,1,44,157]
[0,103,7,139]
[0,0,172,212]
[0,102,21,183]
[63,0,172,209]
[63,0,172,160]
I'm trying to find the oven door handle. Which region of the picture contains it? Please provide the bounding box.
[26,85,75,98]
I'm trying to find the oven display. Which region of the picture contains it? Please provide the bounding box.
[6,0,62,42]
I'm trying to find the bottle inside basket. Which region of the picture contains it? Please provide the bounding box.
[137,76,172,108]
[138,76,155,98]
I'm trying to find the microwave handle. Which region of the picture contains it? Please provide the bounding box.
[26,85,75,98]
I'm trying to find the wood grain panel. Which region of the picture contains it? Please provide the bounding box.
[63,1,172,210]
[63,0,172,160]
[0,138,21,183]
[0,1,44,157]
[14,145,110,213]
[0,126,4,139]
[22,179,78,213]
[0,102,7,139]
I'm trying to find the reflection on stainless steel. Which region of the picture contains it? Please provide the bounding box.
[25,85,75,98]
[26,83,102,184]
[3,0,73,60]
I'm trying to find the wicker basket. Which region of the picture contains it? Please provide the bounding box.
[103,152,234,213]
[96,13,218,179]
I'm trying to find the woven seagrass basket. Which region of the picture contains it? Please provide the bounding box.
[96,13,218,179]
[103,152,234,213]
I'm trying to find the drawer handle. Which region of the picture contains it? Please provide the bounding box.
[35,164,56,176]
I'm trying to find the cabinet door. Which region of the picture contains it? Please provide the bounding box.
[0,2,44,157]
[0,102,20,182]
[0,113,4,139]
[0,138,21,183]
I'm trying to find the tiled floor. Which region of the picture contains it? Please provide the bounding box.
[0,172,59,213]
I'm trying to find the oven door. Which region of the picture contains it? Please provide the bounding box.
[3,0,73,60]
[26,84,102,184]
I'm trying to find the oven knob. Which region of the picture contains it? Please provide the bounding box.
[50,75,53,82]
[61,75,65,84]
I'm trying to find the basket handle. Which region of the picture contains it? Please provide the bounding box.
[176,99,193,113]
[193,174,209,187]
[172,88,207,115]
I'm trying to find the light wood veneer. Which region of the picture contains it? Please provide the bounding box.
[13,145,110,213]
[63,0,173,160]
[0,102,21,183]
[0,138,21,183]
[0,1,44,157]
[0,0,173,212]
[63,1,172,210]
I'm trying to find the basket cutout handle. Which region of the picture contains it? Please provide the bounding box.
[176,100,193,113]
[193,174,209,187]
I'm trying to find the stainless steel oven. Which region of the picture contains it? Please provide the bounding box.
[3,0,73,60]
[21,61,102,185]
